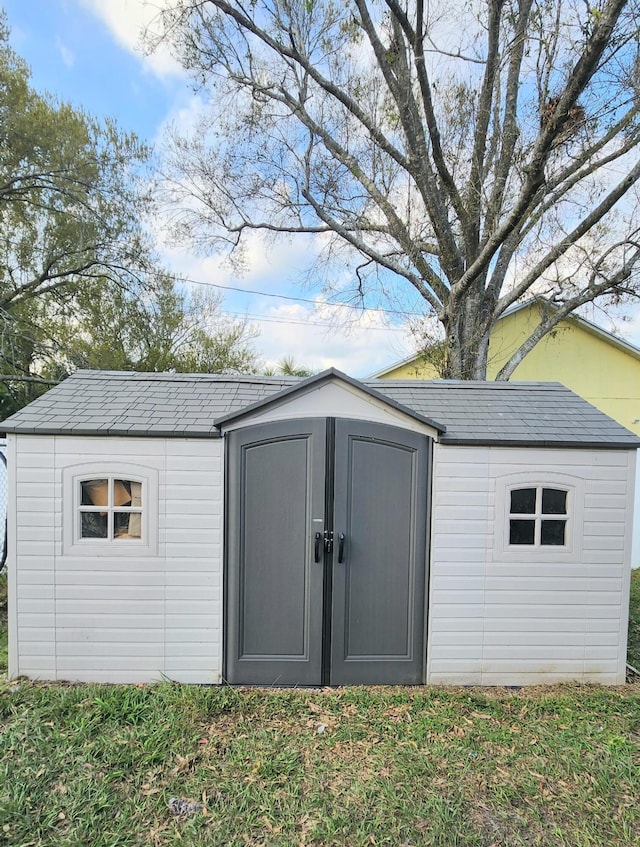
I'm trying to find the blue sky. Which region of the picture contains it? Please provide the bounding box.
[3,1,175,141]
[2,0,639,374]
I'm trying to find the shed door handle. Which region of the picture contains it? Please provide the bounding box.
[314,532,322,563]
[338,533,346,563]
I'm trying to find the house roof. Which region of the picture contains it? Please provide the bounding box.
[371,379,640,447]
[0,371,295,438]
[2,369,639,449]
[370,298,640,378]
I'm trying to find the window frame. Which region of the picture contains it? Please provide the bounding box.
[494,472,584,563]
[78,477,145,543]
[63,462,158,556]
[507,485,570,548]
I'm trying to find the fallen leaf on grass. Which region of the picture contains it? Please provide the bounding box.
[142,785,162,796]
[171,754,196,775]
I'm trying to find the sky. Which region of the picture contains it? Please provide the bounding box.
[2,0,416,376]
[2,0,640,375]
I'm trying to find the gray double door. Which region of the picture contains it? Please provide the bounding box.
[226,418,429,686]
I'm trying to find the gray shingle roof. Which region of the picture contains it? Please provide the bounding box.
[0,372,295,438]
[367,380,640,447]
[1,369,638,448]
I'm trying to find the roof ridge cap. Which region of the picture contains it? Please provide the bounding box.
[369,379,567,390]
[68,370,298,385]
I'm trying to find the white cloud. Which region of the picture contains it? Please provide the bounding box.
[79,0,183,79]
[154,91,206,142]
[627,309,640,346]
[253,302,414,377]
[56,36,75,68]
[157,227,319,291]
[147,231,414,375]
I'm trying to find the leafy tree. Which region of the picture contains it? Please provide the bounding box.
[0,274,259,419]
[56,275,259,375]
[0,301,59,419]
[0,15,259,417]
[0,12,147,412]
[152,0,640,378]
[0,15,150,312]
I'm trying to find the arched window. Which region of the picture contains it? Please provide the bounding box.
[494,472,584,562]
[63,462,158,556]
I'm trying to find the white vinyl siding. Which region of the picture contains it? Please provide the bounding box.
[10,432,636,688]
[427,445,635,686]
[10,435,223,684]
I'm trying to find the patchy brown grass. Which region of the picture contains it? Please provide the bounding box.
[1,682,639,846]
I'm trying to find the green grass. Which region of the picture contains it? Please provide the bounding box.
[0,570,638,846]
[0,682,639,846]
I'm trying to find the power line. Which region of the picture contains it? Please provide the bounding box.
[224,310,410,332]
[176,274,419,317]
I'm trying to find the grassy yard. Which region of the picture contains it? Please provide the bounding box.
[0,570,638,847]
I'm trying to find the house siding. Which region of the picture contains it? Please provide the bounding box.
[10,435,223,684]
[8,425,636,688]
[427,445,635,685]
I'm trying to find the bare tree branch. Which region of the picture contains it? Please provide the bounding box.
[154,0,640,378]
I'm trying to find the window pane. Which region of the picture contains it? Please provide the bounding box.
[81,511,108,538]
[114,479,133,507]
[114,511,142,539]
[510,488,536,514]
[542,488,567,515]
[129,481,142,508]
[541,519,566,546]
[510,519,535,545]
[81,479,108,506]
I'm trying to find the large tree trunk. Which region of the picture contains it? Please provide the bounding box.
[442,278,494,380]
[443,306,492,379]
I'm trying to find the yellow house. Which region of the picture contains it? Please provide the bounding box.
[376,299,640,439]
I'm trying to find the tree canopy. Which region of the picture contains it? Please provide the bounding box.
[0,15,149,314]
[55,275,259,376]
[153,0,640,378]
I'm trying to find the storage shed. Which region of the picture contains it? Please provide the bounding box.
[3,368,638,686]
